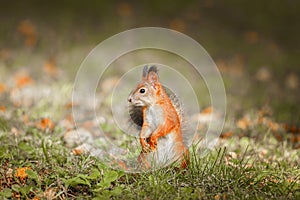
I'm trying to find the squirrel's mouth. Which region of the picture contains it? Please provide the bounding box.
[131,101,144,107]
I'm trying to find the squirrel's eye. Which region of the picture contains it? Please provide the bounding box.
[139,88,146,93]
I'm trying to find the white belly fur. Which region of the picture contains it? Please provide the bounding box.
[144,131,183,168]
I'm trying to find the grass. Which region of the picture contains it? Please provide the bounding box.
[1,1,300,199]
[0,107,299,199]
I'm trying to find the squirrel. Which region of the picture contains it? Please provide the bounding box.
[128,65,190,169]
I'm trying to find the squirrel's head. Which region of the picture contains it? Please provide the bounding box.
[128,65,160,107]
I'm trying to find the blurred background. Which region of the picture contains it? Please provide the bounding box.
[0,0,299,123]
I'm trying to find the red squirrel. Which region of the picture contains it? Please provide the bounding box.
[128,65,189,169]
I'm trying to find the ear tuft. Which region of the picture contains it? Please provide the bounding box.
[148,65,158,74]
[142,65,148,78]
[147,65,159,84]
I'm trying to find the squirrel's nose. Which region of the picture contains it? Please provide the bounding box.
[128,97,132,103]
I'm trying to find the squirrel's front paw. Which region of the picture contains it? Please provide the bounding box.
[140,138,152,153]
[148,137,157,151]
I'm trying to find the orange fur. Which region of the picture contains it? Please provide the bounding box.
[128,66,189,169]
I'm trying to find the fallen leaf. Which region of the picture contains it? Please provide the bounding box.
[63,129,93,148]
[15,166,31,181]
[244,31,259,44]
[255,67,271,82]
[72,143,94,155]
[65,101,73,109]
[216,57,244,77]
[236,117,251,130]
[169,18,186,32]
[0,106,6,113]
[17,20,37,47]
[220,131,233,139]
[0,49,11,60]
[36,118,55,131]
[43,187,57,199]
[14,74,34,88]
[11,127,20,136]
[203,0,214,8]
[214,194,221,200]
[259,149,268,158]
[284,124,300,134]
[0,83,7,94]
[201,106,213,114]
[228,151,237,159]
[267,120,280,132]
[72,148,84,155]
[285,73,299,90]
[290,134,300,143]
[44,58,59,76]
[116,2,132,17]
[272,132,283,142]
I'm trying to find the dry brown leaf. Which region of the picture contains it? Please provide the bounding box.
[15,166,31,180]
[72,148,84,155]
[220,131,233,139]
[0,105,6,112]
[17,20,37,47]
[255,67,271,82]
[44,188,57,199]
[22,114,29,125]
[244,31,259,44]
[65,101,73,109]
[236,117,251,130]
[15,74,34,88]
[267,120,280,132]
[0,83,7,94]
[214,194,221,200]
[285,73,299,90]
[169,18,186,32]
[284,124,300,134]
[44,59,59,76]
[116,2,132,17]
[259,149,268,158]
[0,49,11,60]
[216,57,244,77]
[272,132,283,142]
[11,127,20,136]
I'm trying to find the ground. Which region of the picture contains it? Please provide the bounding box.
[0,1,299,199]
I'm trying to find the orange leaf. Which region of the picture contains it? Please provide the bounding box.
[236,117,251,130]
[0,49,11,60]
[72,148,84,155]
[116,2,133,17]
[244,31,259,44]
[17,20,37,47]
[15,74,34,88]
[36,118,55,131]
[220,131,233,139]
[65,101,73,109]
[15,166,31,180]
[22,114,29,124]
[0,105,6,112]
[201,106,213,114]
[44,59,58,76]
[169,18,186,32]
[0,83,7,94]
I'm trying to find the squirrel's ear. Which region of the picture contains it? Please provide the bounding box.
[147,66,159,85]
[147,71,159,85]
